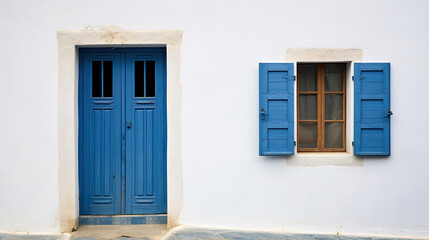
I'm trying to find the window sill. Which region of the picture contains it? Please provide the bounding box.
[286,152,363,167]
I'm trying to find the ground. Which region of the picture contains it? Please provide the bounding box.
[0,226,426,240]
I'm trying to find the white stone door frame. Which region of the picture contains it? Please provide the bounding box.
[57,28,183,232]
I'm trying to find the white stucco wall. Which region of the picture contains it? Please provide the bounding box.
[1,0,429,237]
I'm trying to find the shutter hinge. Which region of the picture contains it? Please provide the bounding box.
[294,76,296,81]
[294,141,296,146]
[352,141,354,146]
[352,76,355,81]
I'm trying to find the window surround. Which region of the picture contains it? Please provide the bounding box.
[285,48,363,167]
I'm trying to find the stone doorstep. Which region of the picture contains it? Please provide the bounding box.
[79,215,167,225]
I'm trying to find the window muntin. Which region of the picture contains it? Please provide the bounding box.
[297,63,346,152]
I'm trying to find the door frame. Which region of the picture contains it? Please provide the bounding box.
[78,48,167,215]
[58,29,183,232]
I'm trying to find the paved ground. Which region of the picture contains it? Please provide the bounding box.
[70,224,167,240]
[0,233,68,240]
[1,226,427,240]
[165,227,426,240]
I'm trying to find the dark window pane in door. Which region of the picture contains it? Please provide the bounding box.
[103,61,113,97]
[146,61,155,97]
[135,61,145,97]
[92,61,102,97]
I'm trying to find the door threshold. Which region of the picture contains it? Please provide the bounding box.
[79,214,167,225]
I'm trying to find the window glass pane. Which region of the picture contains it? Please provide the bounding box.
[325,94,343,120]
[92,61,102,97]
[103,61,112,97]
[146,61,155,97]
[299,122,317,148]
[325,64,344,92]
[299,94,317,120]
[298,65,317,92]
[135,61,145,97]
[325,122,343,148]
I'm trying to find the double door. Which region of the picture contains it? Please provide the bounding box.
[79,48,166,215]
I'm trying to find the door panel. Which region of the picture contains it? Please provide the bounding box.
[80,53,122,215]
[125,53,166,214]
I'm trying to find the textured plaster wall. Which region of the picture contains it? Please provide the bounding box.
[1,0,429,238]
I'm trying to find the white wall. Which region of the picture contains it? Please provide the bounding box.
[1,0,429,237]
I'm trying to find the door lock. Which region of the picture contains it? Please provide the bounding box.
[127,121,131,128]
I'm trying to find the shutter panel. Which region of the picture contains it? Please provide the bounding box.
[259,63,294,156]
[354,63,391,155]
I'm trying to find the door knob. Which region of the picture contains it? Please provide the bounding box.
[127,121,131,128]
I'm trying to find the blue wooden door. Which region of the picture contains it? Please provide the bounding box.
[125,53,166,214]
[79,48,166,215]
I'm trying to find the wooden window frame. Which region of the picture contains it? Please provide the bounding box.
[297,63,346,152]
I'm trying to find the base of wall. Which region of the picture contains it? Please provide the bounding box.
[79,215,167,225]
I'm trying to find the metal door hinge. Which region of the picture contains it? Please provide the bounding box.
[294,76,296,81]
[294,141,296,146]
[352,76,355,81]
[352,141,354,146]
[384,110,393,118]
[260,108,266,120]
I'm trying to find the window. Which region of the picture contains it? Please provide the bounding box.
[92,60,113,98]
[297,63,346,152]
[259,62,391,156]
[135,60,156,97]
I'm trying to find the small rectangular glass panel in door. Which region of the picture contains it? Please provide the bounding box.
[135,60,156,97]
[125,53,166,214]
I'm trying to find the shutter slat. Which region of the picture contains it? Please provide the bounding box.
[259,63,294,156]
[354,63,391,156]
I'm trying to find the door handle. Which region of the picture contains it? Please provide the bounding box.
[384,110,393,118]
[127,121,131,128]
[260,108,266,120]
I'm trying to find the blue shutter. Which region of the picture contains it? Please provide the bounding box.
[259,63,294,156]
[354,63,391,155]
